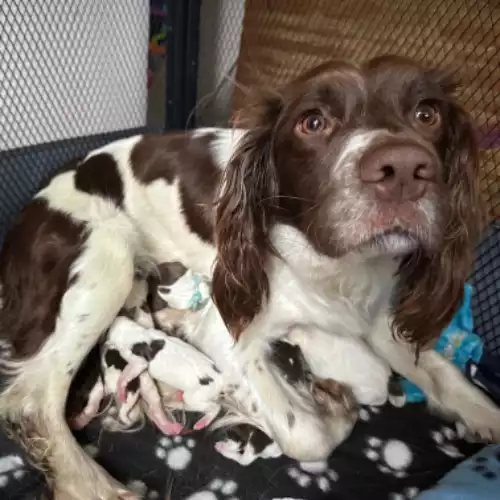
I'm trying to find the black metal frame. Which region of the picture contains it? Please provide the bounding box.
[164,0,201,131]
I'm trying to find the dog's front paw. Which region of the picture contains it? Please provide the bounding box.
[448,402,500,444]
[461,410,500,444]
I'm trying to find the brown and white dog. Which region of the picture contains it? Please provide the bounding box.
[0,55,499,499]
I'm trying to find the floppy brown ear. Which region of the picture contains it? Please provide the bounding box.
[212,92,282,339]
[392,100,487,351]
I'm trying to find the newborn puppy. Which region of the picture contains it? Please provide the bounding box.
[137,262,206,329]
[106,315,224,432]
[214,424,282,466]
[100,347,143,427]
[68,344,143,430]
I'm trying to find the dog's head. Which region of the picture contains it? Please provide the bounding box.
[212,55,485,349]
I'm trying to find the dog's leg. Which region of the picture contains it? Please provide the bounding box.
[287,326,390,406]
[114,378,141,428]
[180,383,223,430]
[180,390,221,430]
[192,404,221,431]
[70,377,105,430]
[0,226,138,500]
[114,356,183,434]
[123,274,149,310]
[369,314,500,441]
[102,360,142,428]
[117,396,142,427]
[138,372,183,435]
[116,358,149,402]
[233,323,356,462]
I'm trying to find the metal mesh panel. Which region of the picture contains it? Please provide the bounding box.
[470,222,500,357]
[196,0,246,126]
[0,0,150,151]
[0,1,153,242]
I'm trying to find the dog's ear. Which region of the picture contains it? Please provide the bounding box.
[392,93,486,351]
[212,90,282,339]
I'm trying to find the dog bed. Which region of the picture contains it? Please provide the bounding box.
[1,133,499,500]
[0,383,485,500]
[1,229,499,500]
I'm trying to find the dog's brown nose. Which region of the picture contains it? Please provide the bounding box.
[360,144,437,202]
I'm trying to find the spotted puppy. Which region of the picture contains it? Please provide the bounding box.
[68,344,143,431]
[130,261,212,335]
[214,424,282,466]
[106,315,224,433]
[68,264,218,434]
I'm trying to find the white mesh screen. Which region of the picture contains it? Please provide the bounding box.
[0,0,149,151]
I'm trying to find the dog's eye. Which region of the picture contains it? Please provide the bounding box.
[414,102,440,127]
[295,112,331,136]
[304,114,325,132]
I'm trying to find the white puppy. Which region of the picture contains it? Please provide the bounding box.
[106,316,224,432]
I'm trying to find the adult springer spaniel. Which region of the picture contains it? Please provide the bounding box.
[1,55,499,500]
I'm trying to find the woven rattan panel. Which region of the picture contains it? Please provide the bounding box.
[233,0,500,219]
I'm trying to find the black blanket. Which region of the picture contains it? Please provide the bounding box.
[0,398,482,500]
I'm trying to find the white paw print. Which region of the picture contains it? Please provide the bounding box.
[184,478,239,500]
[287,461,338,492]
[359,405,382,422]
[125,480,160,499]
[364,437,413,478]
[430,425,464,458]
[389,487,420,500]
[0,454,27,488]
[155,435,197,471]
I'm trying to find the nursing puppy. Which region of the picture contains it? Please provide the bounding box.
[106,315,224,432]
[69,345,144,432]
[0,56,497,500]
[113,264,360,441]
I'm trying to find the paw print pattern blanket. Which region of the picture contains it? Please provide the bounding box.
[0,402,486,500]
[0,267,497,500]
